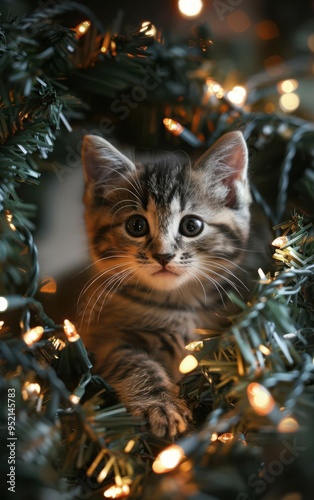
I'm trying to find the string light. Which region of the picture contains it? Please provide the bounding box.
[22,382,41,400]
[5,211,16,231]
[0,297,9,312]
[178,0,203,18]
[163,118,203,146]
[272,236,289,248]
[69,394,80,405]
[152,444,184,474]
[103,483,130,498]
[205,78,224,99]
[279,93,300,113]
[140,21,157,38]
[23,326,44,346]
[278,416,299,433]
[63,319,80,342]
[227,85,247,106]
[277,79,298,94]
[75,20,91,38]
[247,382,275,416]
[179,354,198,374]
[185,340,203,352]
[218,433,234,444]
[259,344,271,356]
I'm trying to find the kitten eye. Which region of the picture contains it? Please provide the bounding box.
[126,215,149,237]
[179,216,203,237]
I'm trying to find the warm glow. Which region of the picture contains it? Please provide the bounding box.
[279,93,300,112]
[140,21,157,38]
[272,236,288,248]
[259,344,271,356]
[63,319,80,342]
[211,432,218,442]
[178,0,203,18]
[0,320,4,330]
[104,484,130,498]
[218,433,234,444]
[247,383,275,416]
[152,444,184,474]
[22,382,41,400]
[179,354,198,374]
[277,79,298,94]
[185,340,203,352]
[163,118,183,136]
[256,20,279,40]
[22,382,41,401]
[23,326,44,346]
[0,297,9,312]
[278,417,299,433]
[76,20,91,37]
[69,394,80,405]
[227,10,251,33]
[206,79,224,98]
[227,85,247,106]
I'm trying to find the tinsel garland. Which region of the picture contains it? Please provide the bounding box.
[0,2,314,499]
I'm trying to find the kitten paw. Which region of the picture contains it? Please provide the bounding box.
[133,393,192,439]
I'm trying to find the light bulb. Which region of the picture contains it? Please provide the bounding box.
[23,326,44,346]
[152,444,184,474]
[63,319,80,342]
[247,383,275,416]
[178,0,203,18]
[179,354,198,374]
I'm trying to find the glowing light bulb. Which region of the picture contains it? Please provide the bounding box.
[103,484,130,498]
[152,444,184,474]
[206,79,224,98]
[259,344,271,356]
[185,340,203,352]
[272,236,289,248]
[279,93,300,112]
[63,319,80,342]
[178,0,203,18]
[76,20,91,37]
[140,21,157,38]
[227,85,247,106]
[277,79,298,94]
[179,354,198,374]
[163,118,183,136]
[0,297,9,312]
[69,394,80,405]
[218,433,234,443]
[278,416,299,433]
[247,383,275,416]
[23,326,44,346]
[22,382,41,400]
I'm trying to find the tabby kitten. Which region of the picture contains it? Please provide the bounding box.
[80,131,251,438]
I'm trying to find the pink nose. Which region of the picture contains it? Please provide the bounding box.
[153,253,175,267]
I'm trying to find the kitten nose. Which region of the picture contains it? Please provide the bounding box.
[153,253,175,267]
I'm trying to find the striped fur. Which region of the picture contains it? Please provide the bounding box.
[79,132,251,438]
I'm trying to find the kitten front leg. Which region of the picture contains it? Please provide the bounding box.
[97,343,192,438]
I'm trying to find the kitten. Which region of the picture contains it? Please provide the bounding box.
[79,131,251,438]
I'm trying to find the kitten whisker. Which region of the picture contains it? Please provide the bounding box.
[197,264,245,298]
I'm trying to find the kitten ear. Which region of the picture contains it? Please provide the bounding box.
[81,135,136,184]
[194,131,250,208]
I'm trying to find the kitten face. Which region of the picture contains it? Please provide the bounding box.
[82,132,251,295]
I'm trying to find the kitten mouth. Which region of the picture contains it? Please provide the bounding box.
[153,267,178,277]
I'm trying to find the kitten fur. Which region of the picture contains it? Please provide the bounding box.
[79,132,252,438]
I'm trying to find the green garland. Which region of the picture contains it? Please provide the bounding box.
[0,2,314,499]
